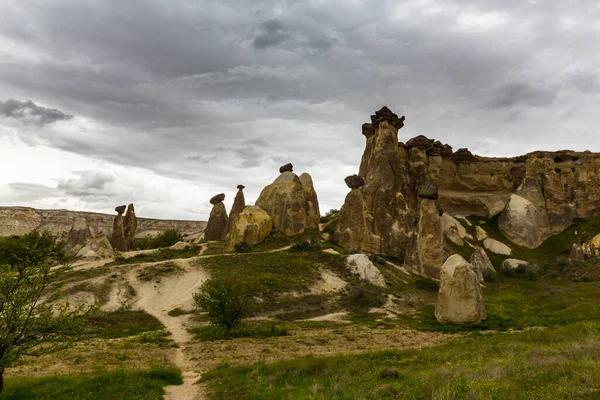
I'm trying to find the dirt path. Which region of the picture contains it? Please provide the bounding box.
[127,258,209,400]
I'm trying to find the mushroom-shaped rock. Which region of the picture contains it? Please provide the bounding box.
[225,185,246,236]
[435,254,486,324]
[205,201,228,241]
[225,206,273,251]
[111,205,127,252]
[124,203,137,251]
[210,193,225,205]
[369,106,405,130]
[279,163,293,173]
[418,181,439,200]
[237,184,245,190]
[256,171,318,236]
[406,135,434,149]
[345,174,365,189]
[452,148,477,163]
[346,254,386,287]
[64,217,94,257]
[299,173,320,229]
[469,246,496,282]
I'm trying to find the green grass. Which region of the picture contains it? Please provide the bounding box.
[250,229,320,252]
[192,322,289,341]
[86,310,165,339]
[108,248,197,266]
[3,368,182,400]
[137,261,184,282]
[200,322,600,399]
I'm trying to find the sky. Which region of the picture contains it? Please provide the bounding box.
[1,0,599,221]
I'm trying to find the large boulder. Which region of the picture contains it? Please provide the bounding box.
[225,206,272,251]
[469,246,496,282]
[441,213,473,246]
[334,188,379,253]
[435,254,486,324]
[64,217,94,257]
[498,194,549,248]
[346,254,386,287]
[256,171,319,236]
[124,203,137,251]
[483,238,512,255]
[110,205,127,252]
[205,197,228,241]
[224,185,246,236]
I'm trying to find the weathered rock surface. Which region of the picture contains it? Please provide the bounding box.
[0,206,206,238]
[225,185,246,236]
[435,254,486,324]
[583,233,600,257]
[346,254,386,287]
[204,200,228,241]
[225,206,272,251]
[441,214,473,246]
[76,236,114,258]
[483,238,512,255]
[64,218,94,257]
[256,171,319,236]
[110,205,127,252]
[344,174,365,189]
[124,203,137,251]
[475,226,488,241]
[470,247,496,282]
[210,193,226,205]
[418,181,439,200]
[498,194,548,248]
[569,244,585,262]
[279,163,293,173]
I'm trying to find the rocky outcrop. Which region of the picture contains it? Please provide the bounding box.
[498,194,548,248]
[76,236,114,258]
[435,254,486,324]
[124,203,137,251]
[441,214,473,246]
[110,205,127,252]
[470,247,496,282]
[0,206,206,238]
[225,185,246,236]
[483,238,512,255]
[64,218,94,257]
[346,254,386,287]
[279,163,293,173]
[225,206,272,251]
[344,174,365,189]
[255,169,319,236]
[475,226,488,241]
[205,195,228,241]
[569,244,585,262]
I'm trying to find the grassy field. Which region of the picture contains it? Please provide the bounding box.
[3,368,182,400]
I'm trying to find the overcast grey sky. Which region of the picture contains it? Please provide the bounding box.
[1,0,599,220]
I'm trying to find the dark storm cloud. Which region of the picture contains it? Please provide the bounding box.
[56,171,115,198]
[0,99,73,125]
[1,0,600,218]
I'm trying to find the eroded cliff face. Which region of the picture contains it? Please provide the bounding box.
[0,206,207,238]
[336,106,600,274]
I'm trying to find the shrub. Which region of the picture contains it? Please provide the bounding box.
[482,267,497,282]
[234,242,254,253]
[502,261,539,281]
[291,237,320,251]
[193,277,254,331]
[133,230,183,250]
[342,284,385,312]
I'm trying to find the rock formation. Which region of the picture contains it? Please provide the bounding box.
[335,106,600,271]
[76,236,114,258]
[225,206,273,251]
[255,166,320,236]
[569,244,585,262]
[483,238,512,255]
[110,205,127,252]
[279,163,293,173]
[435,254,486,324]
[344,174,365,189]
[224,185,246,236]
[123,203,137,251]
[346,254,386,287]
[469,246,496,282]
[205,194,228,241]
[63,217,94,257]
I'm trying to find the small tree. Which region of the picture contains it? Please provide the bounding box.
[193,277,253,331]
[0,231,89,393]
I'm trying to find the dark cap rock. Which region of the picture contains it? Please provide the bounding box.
[279,163,293,173]
[210,193,225,205]
[418,182,439,200]
[237,184,245,190]
[345,174,365,189]
[369,106,405,130]
[115,205,127,214]
[406,135,434,149]
[452,148,477,163]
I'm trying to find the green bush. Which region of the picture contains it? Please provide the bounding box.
[234,242,254,253]
[133,230,183,250]
[193,277,254,331]
[501,261,539,281]
[291,237,320,251]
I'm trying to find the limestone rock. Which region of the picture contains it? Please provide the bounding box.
[225,186,246,235]
[124,203,137,251]
[498,194,548,248]
[205,202,228,241]
[346,254,386,287]
[279,163,293,173]
[470,247,496,282]
[344,174,365,189]
[334,188,379,253]
[441,214,473,247]
[475,226,488,241]
[110,205,127,252]
[418,181,438,200]
[210,193,225,205]
[452,148,477,163]
[225,206,273,251]
[435,254,486,324]
[256,171,319,236]
[483,238,512,255]
[64,218,94,257]
[169,241,191,250]
[569,244,585,262]
[501,258,532,274]
[76,235,114,258]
